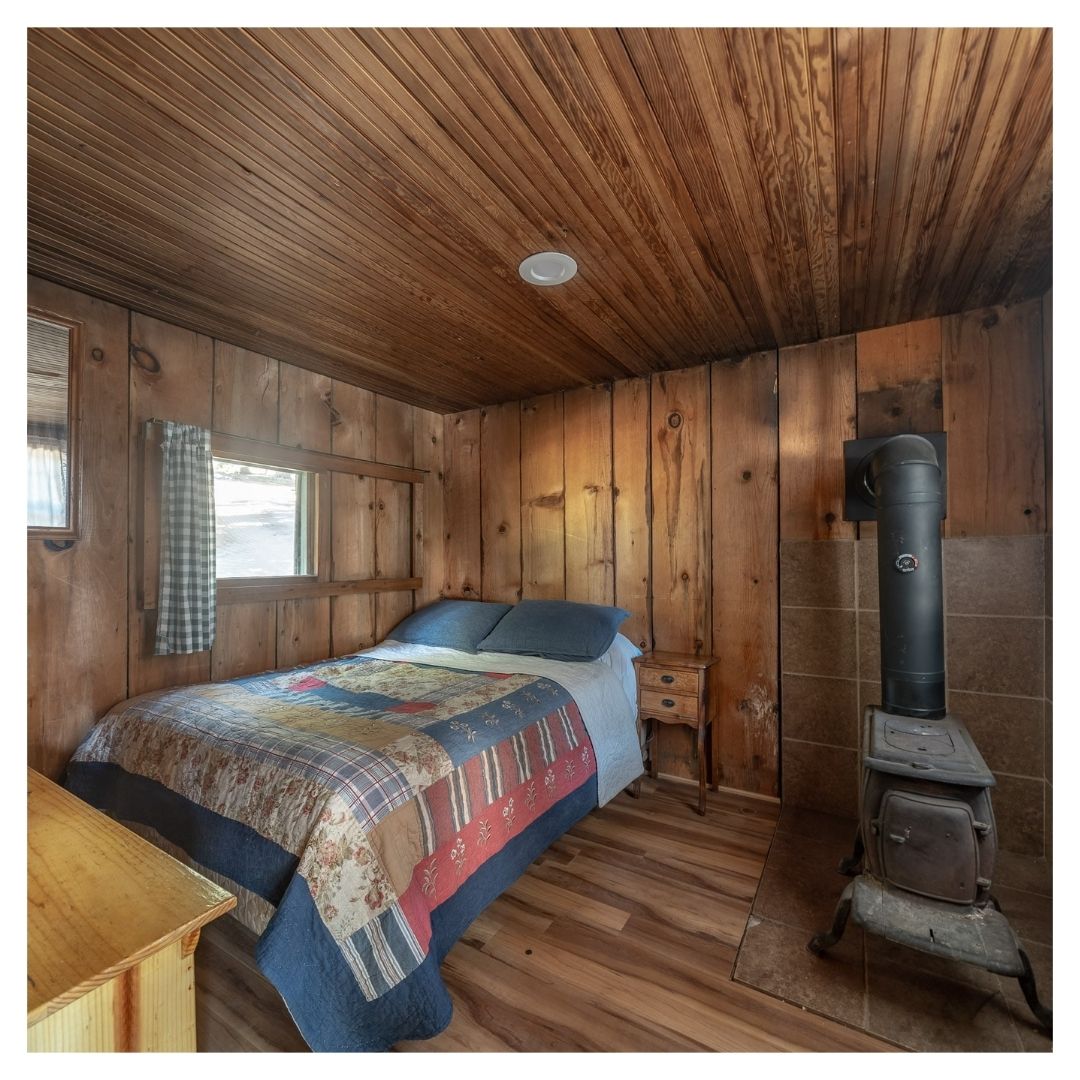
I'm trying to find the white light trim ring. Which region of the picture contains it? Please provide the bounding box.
[518,251,578,286]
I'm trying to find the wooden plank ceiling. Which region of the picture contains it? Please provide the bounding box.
[28,27,1052,412]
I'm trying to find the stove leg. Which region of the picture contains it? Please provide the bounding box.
[1016,947,1053,1036]
[807,882,855,956]
[838,830,864,877]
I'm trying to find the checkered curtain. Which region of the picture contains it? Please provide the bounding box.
[153,421,216,655]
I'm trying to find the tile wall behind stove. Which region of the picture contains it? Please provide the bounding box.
[780,535,1048,855]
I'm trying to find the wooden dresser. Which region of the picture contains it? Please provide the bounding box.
[632,652,721,815]
[27,769,235,1051]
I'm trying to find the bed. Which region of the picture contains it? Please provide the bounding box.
[64,631,642,1051]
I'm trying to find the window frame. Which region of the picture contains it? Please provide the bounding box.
[27,307,82,541]
[138,426,426,612]
[212,454,320,587]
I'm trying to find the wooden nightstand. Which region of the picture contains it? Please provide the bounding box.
[632,651,721,815]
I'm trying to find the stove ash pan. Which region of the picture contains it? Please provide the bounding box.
[860,706,998,906]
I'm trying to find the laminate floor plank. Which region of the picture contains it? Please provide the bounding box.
[194,777,895,1052]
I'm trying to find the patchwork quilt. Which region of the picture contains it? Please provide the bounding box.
[65,654,598,1051]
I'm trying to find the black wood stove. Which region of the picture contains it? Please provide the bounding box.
[806,433,1051,1035]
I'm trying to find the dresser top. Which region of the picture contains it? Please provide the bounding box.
[27,769,235,1024]
[633,651,719,670]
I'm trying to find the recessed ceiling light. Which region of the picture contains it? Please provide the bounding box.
[518,251,578,286]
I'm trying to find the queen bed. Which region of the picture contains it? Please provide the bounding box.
[64,600,642,1052]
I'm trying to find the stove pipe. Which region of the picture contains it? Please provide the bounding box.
[866,434,946,719]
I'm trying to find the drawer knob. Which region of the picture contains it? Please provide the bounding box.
[662,699,676,708]
[660,674,675,684]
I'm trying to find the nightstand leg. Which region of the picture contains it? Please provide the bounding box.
[707,722,719,790]
[647,718,658,780]
[696,722,706,815]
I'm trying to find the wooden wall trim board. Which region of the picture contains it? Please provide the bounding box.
[211,432,427,484]
[27,275,444,778]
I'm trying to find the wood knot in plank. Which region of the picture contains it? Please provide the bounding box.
[129,343,161,374]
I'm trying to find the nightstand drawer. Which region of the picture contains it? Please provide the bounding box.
[637,666,701,695]
[639,688,699,720]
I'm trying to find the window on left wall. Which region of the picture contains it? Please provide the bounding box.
[212,457,316,580]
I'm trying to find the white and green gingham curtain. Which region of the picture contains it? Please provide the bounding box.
[153,421,216,655]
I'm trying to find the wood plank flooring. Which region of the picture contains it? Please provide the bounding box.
[194,778,894,1052]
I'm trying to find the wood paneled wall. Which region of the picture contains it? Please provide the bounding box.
[441,295,1049,797]
[28,275,444,779]
[779,298,1046,541]
[27,273,1048,804]
[443,355,782,794]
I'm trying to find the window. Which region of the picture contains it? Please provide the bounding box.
[28,312,79,536]
[212,458,316,579]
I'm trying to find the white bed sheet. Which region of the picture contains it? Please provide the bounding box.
[360,638,643,806]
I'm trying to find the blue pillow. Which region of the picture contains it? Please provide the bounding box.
[477,600,630,662]
[388,600,513,653]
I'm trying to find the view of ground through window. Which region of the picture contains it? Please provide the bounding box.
[213,460,302,577]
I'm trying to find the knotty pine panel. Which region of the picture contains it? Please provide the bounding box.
[27,277,129,779]
[650,369,711,654]
[212,342,279,441]
[650,368,711,780]
[274,362,334,662]
[278,363,333,452]
[330,381,377,654]
[374,395,416,639]
[710,353,780,798]
[563,385,614,606]
[211,603,276,680]
[612,378,651,652]
[209,340,282,680]
[277,597,332,669]
[414,408,446,609]
[943,299,1045,537]
[480,402,523,603]
[778,335,857,540]
[856,317,943,438]
[443,410,482,599]
[520,393,566,600]
[128,312,215,696]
